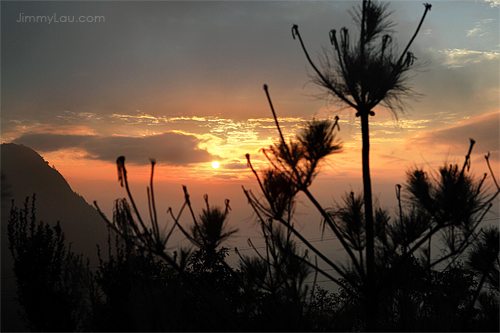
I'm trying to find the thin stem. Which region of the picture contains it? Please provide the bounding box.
[485,152,500,191]
[292,24,356,109]
[117,157,153,245]
[309,256,319,305]
[461,138,476,174]
[277,216,357,288]
[398,3,432,65]
[245,154,273,208]
[331,30,361,106]
[149,159,159,241]
[292,250,360,301]
[301,187,365,278]
[264,84,287,149]
[434,203,492,270]
[182,186,209,250]
[243,186,354,285]
[360,0,367,105]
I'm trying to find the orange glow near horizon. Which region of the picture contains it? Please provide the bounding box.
[22,108,497,232]
[13,109,497,200]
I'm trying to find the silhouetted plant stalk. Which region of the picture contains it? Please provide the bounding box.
[247,22,499,331]
[291,1,432,329]
[244,85,368,297]
[372,138,500,313]
[485,151,500,192]
[241,184,357,293]
[259,86,362,277]
[238,220,311,301]
[94,157,239,330]
[237,187,326,330]
[240,96,364,319]
[401,140,498,266]
[184,193,237,254]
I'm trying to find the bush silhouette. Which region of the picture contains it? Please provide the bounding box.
[7,1,500,331]
[7,195,93,331]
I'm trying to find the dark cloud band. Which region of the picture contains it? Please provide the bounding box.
[13,132,215,166]
[408,112,500,153]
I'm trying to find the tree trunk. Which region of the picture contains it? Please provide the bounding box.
[361,111,377,331]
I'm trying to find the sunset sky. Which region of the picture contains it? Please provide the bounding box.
[2,0,499,250]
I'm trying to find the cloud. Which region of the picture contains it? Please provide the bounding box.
[224,160,248,170]
[13,132,216,165]
[378,154,409,164]
[412,48,499,120]
[5,114,315,167]
[434,48,499,68]
[483,0,500,7]
[406,112,500,154]
[12,134,94,151]
[110,112,165,125]
[467,19,494,37]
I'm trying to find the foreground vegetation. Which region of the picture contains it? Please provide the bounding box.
[7,1,499,331]
[7,136,499,331]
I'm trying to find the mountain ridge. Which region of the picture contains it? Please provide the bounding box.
[1,143,109,331]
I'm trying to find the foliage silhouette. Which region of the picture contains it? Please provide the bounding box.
[462,225,500,330]
[7,153,498,332]
[237,221,313,331]
[92,228,243,331]
[244,11,499,327]
[189,195,238,254]
[94,156,243,331]
[291,1,432,329]
[93,232,174,331]
[6,1,500,331]
[7,195,93,331]
[244,107,499,329]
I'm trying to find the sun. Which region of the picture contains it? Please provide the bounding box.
[211,161,220,169]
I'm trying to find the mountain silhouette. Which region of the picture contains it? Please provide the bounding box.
[1,143,109,331]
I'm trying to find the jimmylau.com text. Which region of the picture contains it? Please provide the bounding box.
[16,13,105,24]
